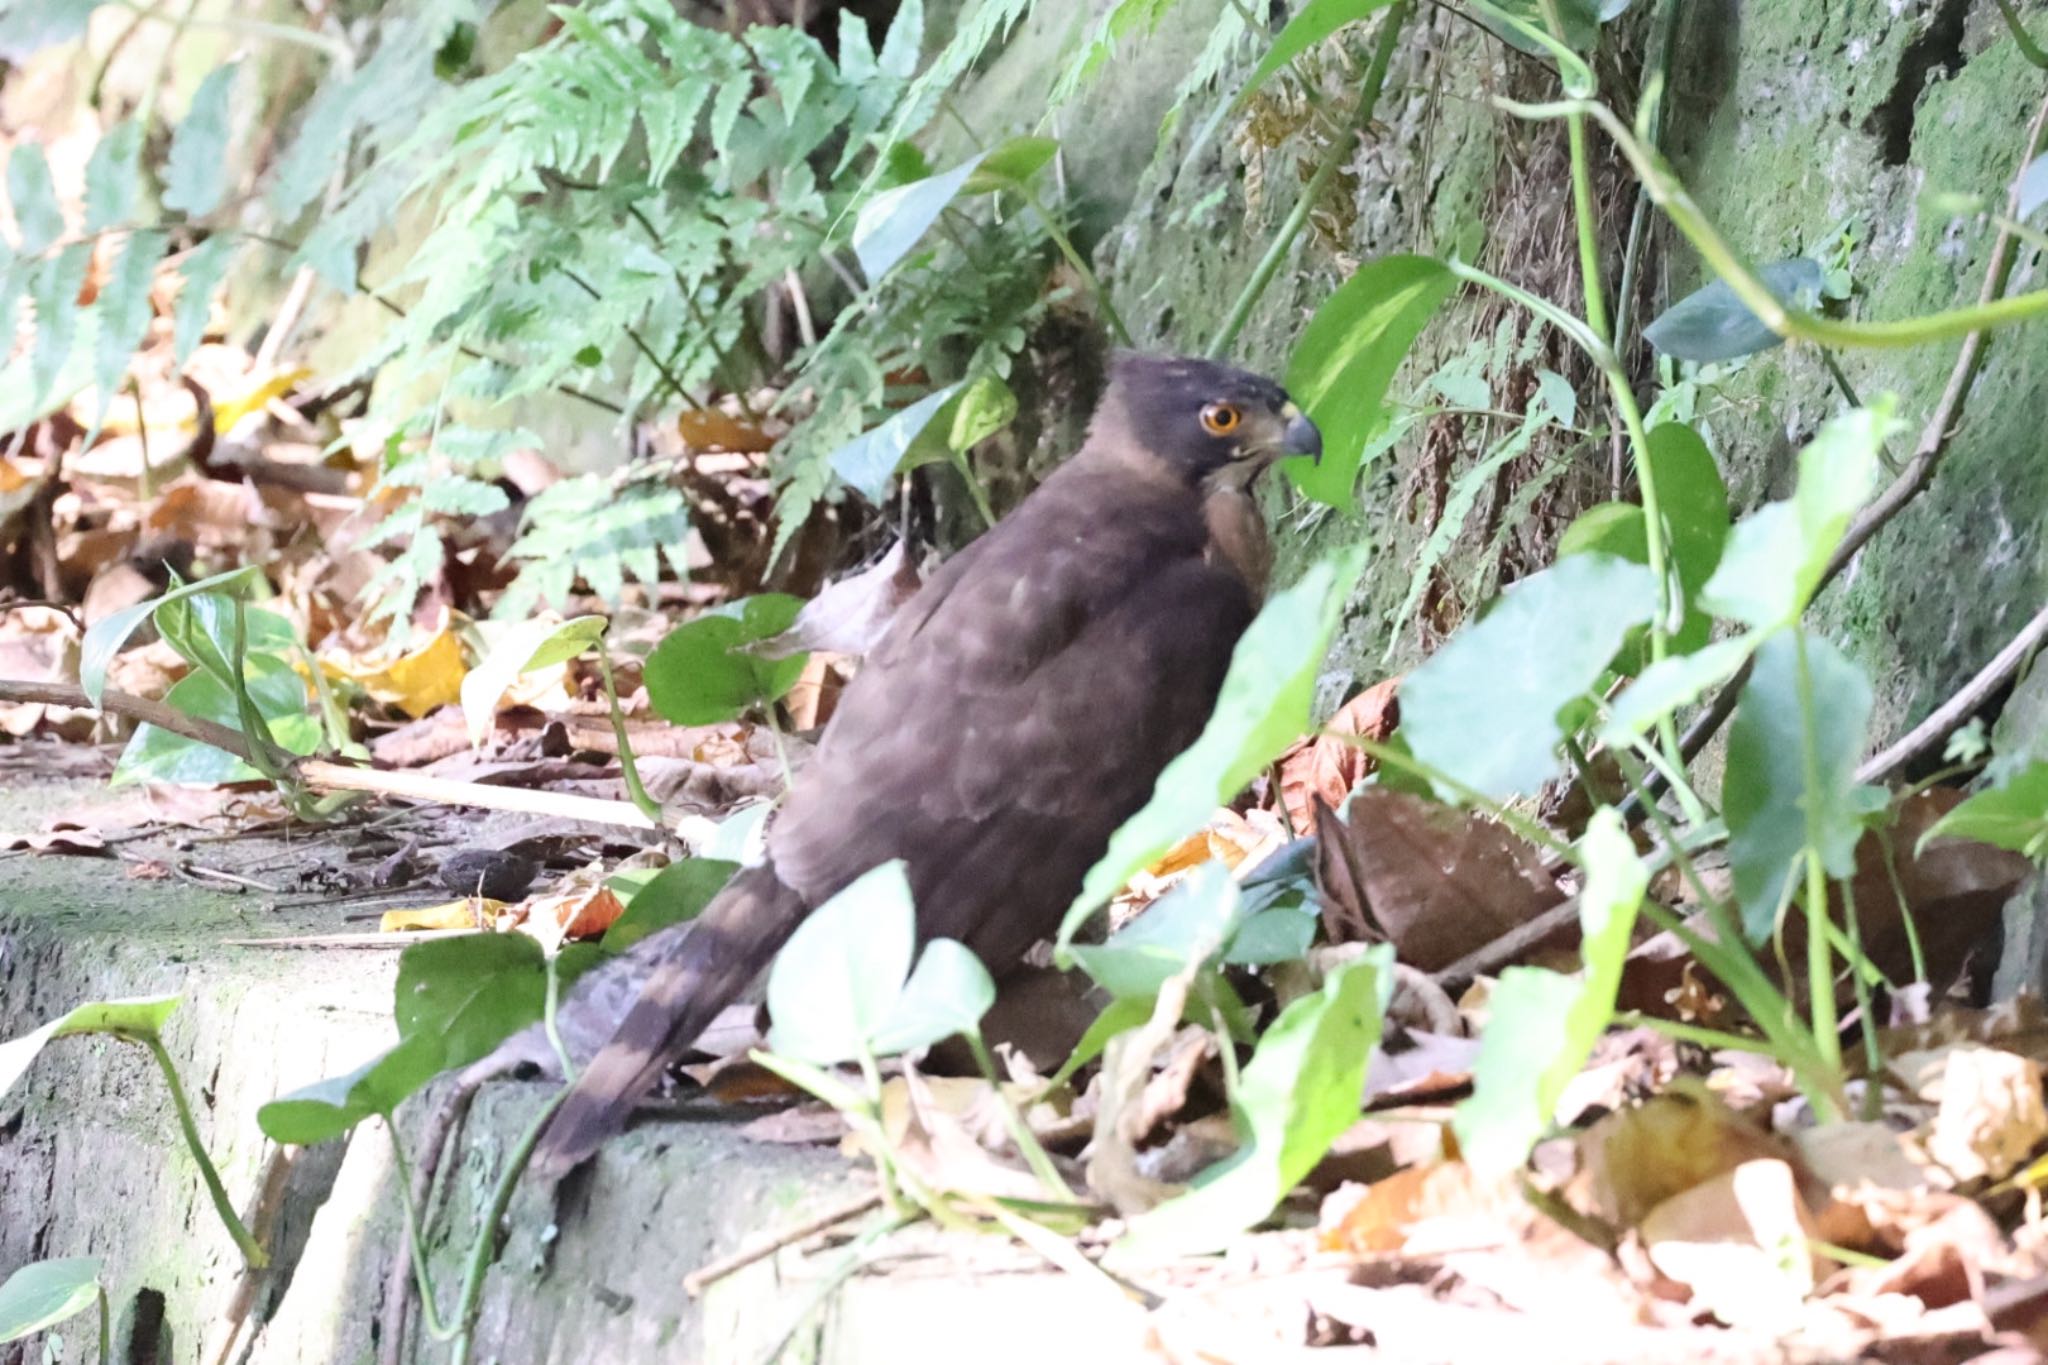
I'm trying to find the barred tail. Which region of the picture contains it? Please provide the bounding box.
[532,862,809,1177]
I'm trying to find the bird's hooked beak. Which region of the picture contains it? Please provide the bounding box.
[1281,401,1323,463]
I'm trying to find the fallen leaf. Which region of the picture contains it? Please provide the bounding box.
[750,539,923,660]
[522,884,627,953]
[319,625,466,719]
[677,406,774,454]
[0,827,107,854]
[1640,1158,1820,1332]
[1277,677,1400,834]
[1316,1159,1524,1255]
[379,899,500,933]
[1892,1044,2048,1184]
[1570,1085,1803,1232]
[1315,786,1566,969]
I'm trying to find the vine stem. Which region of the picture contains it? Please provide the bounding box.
[143,1036,268,1267]
[1011,178,1133,347]
[1792,633,1844,1080]
[445,1089,571,1365]
[597,645,662,825]
[1205,0,1413,359]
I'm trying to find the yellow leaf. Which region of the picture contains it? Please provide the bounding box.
[379,898,504,932]
[322,628,467,718]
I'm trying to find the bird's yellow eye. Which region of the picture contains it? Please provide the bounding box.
[1200,402,1241,436]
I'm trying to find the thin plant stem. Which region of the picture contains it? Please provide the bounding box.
[1611,0,1681,352]
[1838,873,1885,1120]
[96,1286,110,1365]
[1792,632,1843,1078]
[144,1036,268,1267]
[597,646,662,824]
[1445,258,1608,361]
[109,0,348,58]
[1206,0,1412,358]
[1011,178,1133,347]
[1996,0,2048,69]
[545,954,577,1084]
[964,1031,1074,1201]
[446,1087,571,1365]
[384,1114,454,1341]
[1503,95,2048,348]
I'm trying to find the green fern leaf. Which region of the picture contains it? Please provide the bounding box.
[268,69,360,220]
[420,478,512,516]
[91,228,164,423]
[498,474,689,615]
[84,120,143,231]
[0,246,21,351]
[7,143,64,253]
[28,242,90,402]
[163,62,239,217]
[172,234,236,366]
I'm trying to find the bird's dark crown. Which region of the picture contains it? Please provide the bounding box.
[1094,352,1305,486]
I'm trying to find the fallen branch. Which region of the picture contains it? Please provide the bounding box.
[0,679,660,832]
[1856,599,2048,784]
[681,1190,884,1297]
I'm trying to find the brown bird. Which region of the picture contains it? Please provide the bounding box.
[533,353,1321,1174]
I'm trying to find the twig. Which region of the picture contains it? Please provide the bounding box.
[1665,89,2048,776]
[682,1190,884,1297]
[176,861,283,893]
[0,679,662,831]
[1856,600,2048,784]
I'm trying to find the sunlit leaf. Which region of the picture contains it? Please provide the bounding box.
[1724,630,1877,939]
[1117,948,1390,1257]
[256,1039,436,1144]
[1071,863,1243,999]
[84,120,143,231]
[1057,548,1368,954]
[1401,554,1659,800]
[962,135,1057,193]
[112,654,322,786]
[948,374,1016,451]
[92,229,164,426]
[765,861,916,1065]
[0,1257,102,1345]
[6,142,62,253]
[851,152,985,282]
[1700,400,1896,629]
[827,383,963,503]
[644,593,807,724]
[163,62,239,218]
[459,614,608,746]
[0,995,179,1102]
[1238,0,1396,105]
[1643,258,1822,363]
[395,933,552,1065]
[603,857,739,951]
[869,938,997,1056]
[1922,761,2048,858]
[79,564,266,707]
[1285,255,1456,509]
[1454,807,1645,1173]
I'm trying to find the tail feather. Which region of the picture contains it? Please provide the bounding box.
[532,862,809,1176]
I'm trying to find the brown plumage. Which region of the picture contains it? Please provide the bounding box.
[533,353,1322,1175]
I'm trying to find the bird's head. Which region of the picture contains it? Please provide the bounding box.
[1093,352,1322,490]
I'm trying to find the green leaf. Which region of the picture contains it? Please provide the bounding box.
[603,857,740,952]
[962,135,1057,193]
[0,1258,102,1345]
[1557,501,1647,562]
[1402,554,1659,801]
[112,653,322,786]
[1723,630,1876,940]
[459,614,609,747]
[948,374,1017,451]
[851,152,985,283]
[1599,635,1757,744]
[172,235,237,366]
[0,995,180,1102]
[827,383,963,504]
[1700,401,1896,629]
[1922,762,2048,858]
[84,120,144,231]
[92,229,164,424]
[395,933,550,1064]
[644,593,808,725]
[764,861,916,1066]
[1048,997,1154,1088]
[256,1039,437,1144]
[1643,258,1822,363]
[1454,807,1646,1173]
[1474,0,1631,54]
[1071,863,1242,999]
[869,938,997,1056]
[7,142,63,253]
[0,0,99,55]
[163,62,239,218]
[1117,948,1390,1257]
[1284,255,1456,509]
[1238,0,1396,105]
[1057,548,1368,954]
[28,241,90,405]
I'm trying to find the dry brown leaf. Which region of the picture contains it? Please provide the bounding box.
[1276,677,1400,835]
[1314,785,1566,969]
[1639,1158,1820,1332]
[522,884,627,952]
[1891,1044,2048,1185]
[676,406,774,454]
[0,826,107,854]
[1570,1086,1804,1232]
[751,539,922,661]
[1316,1159,1525,1255]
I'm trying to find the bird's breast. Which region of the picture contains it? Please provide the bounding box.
[1202,488,1273,600]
